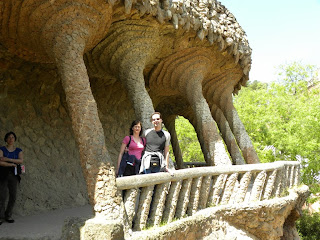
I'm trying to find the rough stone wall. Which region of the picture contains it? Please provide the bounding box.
[0,57,87,215]
[0,49,137,216]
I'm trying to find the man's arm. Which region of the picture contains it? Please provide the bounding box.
[164,145,170,169]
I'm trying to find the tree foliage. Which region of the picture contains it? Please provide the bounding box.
[174,117,204,163]
[233,62,320,190]
[297,210,320,240]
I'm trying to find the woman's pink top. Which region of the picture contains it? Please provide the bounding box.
[122,136,146,160]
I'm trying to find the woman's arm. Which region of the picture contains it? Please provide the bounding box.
[0,150,24,165]
[16,151,24,164]
[0,161,16,167]
[117,143,127,174]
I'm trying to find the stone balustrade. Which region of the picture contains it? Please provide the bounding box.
[116,161,300,233]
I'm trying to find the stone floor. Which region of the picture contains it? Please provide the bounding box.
[0,205,93,240]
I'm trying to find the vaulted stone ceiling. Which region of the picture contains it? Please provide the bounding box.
[0,0,259,216]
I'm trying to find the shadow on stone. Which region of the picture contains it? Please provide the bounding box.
[62,217,124,240]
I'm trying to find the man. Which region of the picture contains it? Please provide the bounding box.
[140,112,171,173]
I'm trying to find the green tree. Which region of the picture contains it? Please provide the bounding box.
[297,210,320,240]
[233,62,320,190]
[174,116,204,163]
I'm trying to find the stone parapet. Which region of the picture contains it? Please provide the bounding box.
[129,185,309,240]
[117,161,304,239]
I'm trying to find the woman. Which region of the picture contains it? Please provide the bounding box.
[0,132,24,225]
[117,120,146,177]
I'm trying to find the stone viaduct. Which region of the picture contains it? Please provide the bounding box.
[0,0,308,239]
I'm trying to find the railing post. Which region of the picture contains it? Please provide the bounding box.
[175,178,192,219]
[283,165,289,192]
[235,172,252,203]
[149,182,171,227]
[187,177,203,216]
[208,174,227,206]
[221,173,238,205]
[133,186,154,231]
[163,180,182,223]
[250,171,267,201]
[294,165,301,186]
[123,188,139,228]
[289,165,295,188]
[198,176,212,209]
[273,163,284,197]
[262,170,277,200]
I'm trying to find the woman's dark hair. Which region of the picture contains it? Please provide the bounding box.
[129,120,143,136]
[4,131,17,142]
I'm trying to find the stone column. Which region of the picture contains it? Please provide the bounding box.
[211,104,245,165]
[52,39,123,238]
[53,45,121,215]
[0,0,122,219]
[183,71,231,166]
[148,48,232,166]
[29,1,124,237]
[222,96,260,164]
[162,114,184,169]
[118,65,154,129]
[91,20,161,129]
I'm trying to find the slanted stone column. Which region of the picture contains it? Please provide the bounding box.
[162,115,184,169]
[15,1,125,238]
[90,20,161,129]
[183,71,231,166]
[0,0,123,225]
[54,46,122,216]
[149,48,232,166]
[222,97,260,164]
[51,39,125,240]
[211,104,245,165]
[42,6,123,225]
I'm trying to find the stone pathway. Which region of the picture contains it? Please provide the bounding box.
[0,205,93,240]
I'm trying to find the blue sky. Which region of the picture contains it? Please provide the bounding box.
[222,0,320,82]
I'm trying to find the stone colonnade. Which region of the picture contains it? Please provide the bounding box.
[1,0,259,233]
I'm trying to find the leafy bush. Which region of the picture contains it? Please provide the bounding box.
[297,210,320,240]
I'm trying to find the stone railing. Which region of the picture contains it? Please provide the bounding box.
[116,161,300,232]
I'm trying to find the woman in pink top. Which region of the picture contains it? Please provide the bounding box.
[117,120,146,176]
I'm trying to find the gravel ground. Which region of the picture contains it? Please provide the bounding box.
[0,205,93,240]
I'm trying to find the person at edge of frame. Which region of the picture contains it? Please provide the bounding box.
[0,131,24,225]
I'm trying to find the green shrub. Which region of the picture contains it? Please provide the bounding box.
[297,210,320,240]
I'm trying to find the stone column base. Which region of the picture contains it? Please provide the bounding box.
[62,217,124,240]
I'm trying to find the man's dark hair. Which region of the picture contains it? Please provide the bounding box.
[4,131,17,142]
[129,120,143,136]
